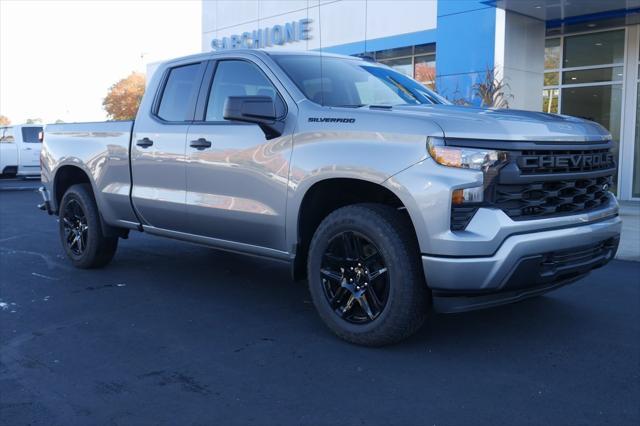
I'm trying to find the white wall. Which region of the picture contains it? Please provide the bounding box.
[494,10,545,111]
[202,0,437,52]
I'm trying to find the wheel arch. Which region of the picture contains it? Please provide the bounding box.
[53,164,93,212]
[53,164,126,239]
[291,177,420,281]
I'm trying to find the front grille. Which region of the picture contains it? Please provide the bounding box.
[517,148,614,175]
[493,175,612,220]
[450,143,616,231]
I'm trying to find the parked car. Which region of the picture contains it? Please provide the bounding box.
[38,50,621,346]
[0,124,43,177]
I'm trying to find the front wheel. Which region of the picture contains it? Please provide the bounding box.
[307,204,429,346]
[58,184,118,269]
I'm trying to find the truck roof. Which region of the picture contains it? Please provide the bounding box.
[161,49,363,67]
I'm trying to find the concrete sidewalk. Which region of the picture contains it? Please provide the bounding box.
[617,201,640,262]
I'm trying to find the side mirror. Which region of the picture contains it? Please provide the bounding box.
[223,96,286,139]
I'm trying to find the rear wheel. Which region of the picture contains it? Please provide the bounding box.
[307,203,428,346]
[59,184,118,268]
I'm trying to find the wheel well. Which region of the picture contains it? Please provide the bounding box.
[53,165,127,239]
[293,178,415,281]
[53,165,91,210]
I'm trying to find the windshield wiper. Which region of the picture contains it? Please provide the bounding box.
[333,104,366,108]
[333,104,394,109]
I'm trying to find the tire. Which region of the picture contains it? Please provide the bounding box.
[58,183,118,269]
[307,203,429,346]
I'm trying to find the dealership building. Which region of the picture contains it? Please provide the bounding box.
[201,0,640,201]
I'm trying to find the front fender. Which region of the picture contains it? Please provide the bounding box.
[382,158,483,254]
[285,129,431,254]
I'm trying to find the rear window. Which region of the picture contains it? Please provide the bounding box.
[157,63,202,122]
[22,127,42,143]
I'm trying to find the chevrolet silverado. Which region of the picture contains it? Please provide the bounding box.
[39,50,621,345]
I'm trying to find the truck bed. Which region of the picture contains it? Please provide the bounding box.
[42,120,138,226]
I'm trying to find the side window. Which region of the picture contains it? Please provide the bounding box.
[22,127,42,143]
[157,63,202,122]
[206,60,278,122]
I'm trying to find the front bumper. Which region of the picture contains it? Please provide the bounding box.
[423,214,621,313]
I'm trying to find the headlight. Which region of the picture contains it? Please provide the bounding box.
[428,137,505,171]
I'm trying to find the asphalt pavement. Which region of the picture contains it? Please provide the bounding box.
[1,184,639,426]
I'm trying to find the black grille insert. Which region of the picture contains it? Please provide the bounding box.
[494,175,612,220]
[544,237,618,270]
[450,206,478,231]
[505,237,619,291]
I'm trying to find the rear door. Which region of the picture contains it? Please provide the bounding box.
[183,57,294,251]
[0,127,18,174]
[18,126,43,173]
[131,61,206,231]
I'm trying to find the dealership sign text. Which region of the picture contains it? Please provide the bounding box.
[211,19,312,50]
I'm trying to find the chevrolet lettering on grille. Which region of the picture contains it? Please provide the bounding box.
[517,152,615,170]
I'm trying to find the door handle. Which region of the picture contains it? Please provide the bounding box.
[190,138,212,150]
[24,147,32,150]
[136,137,154,148]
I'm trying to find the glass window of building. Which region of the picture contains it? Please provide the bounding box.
[543,29,625,193]
[355,43,436,89]
[562,30,625,68]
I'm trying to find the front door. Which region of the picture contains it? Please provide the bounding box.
[131,61,206,232]
[184,59,293,252]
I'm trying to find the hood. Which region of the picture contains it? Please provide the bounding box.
[391,104,612,142]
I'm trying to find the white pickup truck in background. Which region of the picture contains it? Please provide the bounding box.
[0,124,43,177]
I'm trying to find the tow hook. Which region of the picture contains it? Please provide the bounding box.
[37,186,53,215]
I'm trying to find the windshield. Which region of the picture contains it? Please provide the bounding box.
[273,54,449,107]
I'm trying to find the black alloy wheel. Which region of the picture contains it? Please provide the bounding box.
[62,199,89,256]
[307,203,429,346]
[320,231,389,324]
[58,183,118,269]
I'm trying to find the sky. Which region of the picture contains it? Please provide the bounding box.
[0,0,201,124]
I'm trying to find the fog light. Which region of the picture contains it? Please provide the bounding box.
[452,186,484,205]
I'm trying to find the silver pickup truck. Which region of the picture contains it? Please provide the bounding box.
[39,50,621,346]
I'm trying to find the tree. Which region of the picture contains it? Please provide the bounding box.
[103,72,145,120]
[0,115,9,126]
[414,62,436,90]
[55,119,65,124]
[472,68,513,109]
[25,118,43,124]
